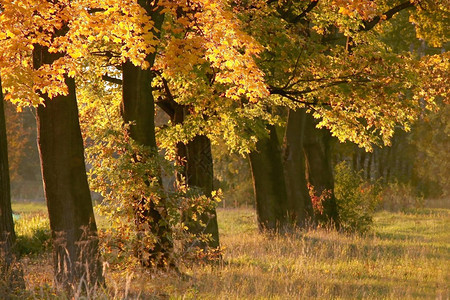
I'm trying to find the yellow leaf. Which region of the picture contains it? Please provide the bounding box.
[71,50,82,59]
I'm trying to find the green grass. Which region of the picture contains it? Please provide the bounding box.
[8,203,450,299]
[11,201,47,215]
[374,209,450,245]
[11,201,50,256]
[175,208,449,299]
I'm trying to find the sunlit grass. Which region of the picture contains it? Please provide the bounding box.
[374,209,450,245]
[11,201,47,215]
[9,203,450,299]
[14,214,51,256]
[180,208,449,299]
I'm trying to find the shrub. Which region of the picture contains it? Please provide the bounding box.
[334,162,381,234]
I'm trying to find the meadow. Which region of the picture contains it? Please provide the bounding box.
[10,201,450,299]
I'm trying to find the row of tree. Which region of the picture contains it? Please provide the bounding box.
[1,0,448,295]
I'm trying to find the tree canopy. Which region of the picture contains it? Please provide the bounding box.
[0,0,448,291]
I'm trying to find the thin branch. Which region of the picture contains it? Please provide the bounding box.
[272,78,370,95]
[282,50,305,89]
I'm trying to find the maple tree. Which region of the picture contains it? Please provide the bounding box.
[0,0,107,291]
[0,0,448,293]
[232,0,449,230]
[151,0,280,235]
[78,0,274,262]
[150,0,273,242]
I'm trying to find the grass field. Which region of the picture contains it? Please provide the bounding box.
[9,201,450,299]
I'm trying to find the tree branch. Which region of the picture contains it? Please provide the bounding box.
[360,1,415,31]
[269,76,372,106]
[271,78,369,96]
[275,0,319,24]
[101,74,122,85]
[269,86,330,106]
[292,0,319,23]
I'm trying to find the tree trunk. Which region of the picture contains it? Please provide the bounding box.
[283,108,313,227]
[249,124,289,231]
[33,45,103,291]
[120,5,173,267]
[0,76,15,264]
[163,104,220,252]
[182,135,220,250]
[0,74,24,299]
[303,113,339,227]
[366,152,373,181]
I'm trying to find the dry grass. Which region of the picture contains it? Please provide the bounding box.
[9,203,450,299]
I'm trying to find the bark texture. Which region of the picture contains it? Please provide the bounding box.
[0,76,15,263]
[33,45,103,291]
[283,109,314,226]
[180,135,220,250]
[249,124,289,231]
[303,113,339,226]
[161,104,220,251]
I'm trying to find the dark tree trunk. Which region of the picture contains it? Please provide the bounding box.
[163,104,220,251]
[33,45,103,291]
[122,59,158,147]
[303,113,339,227]
[351,147,367,173]
[181,135,220,250]
[0,75,24,298]
[249,124,289,231]
[352,151,358,171]
[0,76,15,264]
[366,152,373,181]
[385,146,392,182]
[359,151,367,173]
[283,109,314,227]
[120,5,173,267]
[375,148,384,180]
[122,62,174,267]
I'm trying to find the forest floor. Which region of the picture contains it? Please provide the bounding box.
[9,200,450,299]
